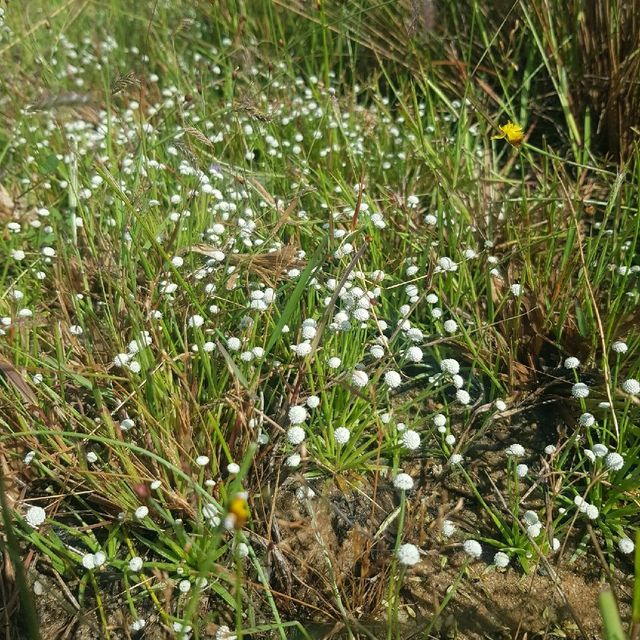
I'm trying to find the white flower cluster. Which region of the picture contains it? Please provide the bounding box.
[574,496,599,520]
[327,276,383,331]
[112,331,153,374]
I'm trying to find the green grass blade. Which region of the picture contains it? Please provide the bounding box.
[0,473,42,640]
[600,588,626,640]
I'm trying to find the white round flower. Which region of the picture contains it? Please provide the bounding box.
[287,426,306,445]
[327,357,341,369]
[455,389,471,405]
[516,464,528,477]
[227,463,240,474]
[564,357,580,369]
[433,414,446,427]
[402,429,421,450]
[622,378,640,395]
[86,452,98,463]
[618,537,635,554]
[114,353,130,367]
[202,503,220,526]
[440,358,460,375]
[131,619,146,632]
[302,324,317,340]
[286,453,301,467]
[571,382,590,398]
[448,453,464,465]
[120,418,135,431]
[69,324,83,336]
[437,257,457,272]
[25,506,46,529]
[196,455,210,466]
[351,370,369,388]
[605,452,624,471]
[353,308,370,322]
[227,337,241,351]
[179,579,191,593]
[188,314,204,328]
[585,504,599,520]
[527,523,542,537]
[544,444,556,455]
[397,543,421,566]
[384,370,402,388]
[493,552,510,568]
[393,473,414,490]
[612,341,628,354]
[128,360,141,373]
[505,443,525,457]
[443,319,458,333]
[442,520,456,537]
[579,413,595,427]
[445,434,456,445]
[82,554,96,570]
[452,374,464,389]
[292,341,313,357]
[334,427,350,444]
[173,622,192,635]
[406,346,423,362]
[463,539,482,559]
[306,395,320,408]
[288,405,308,425]
[495,399,507,412]
[523,511,539,526]
[592,443,608,458]
[510,284,522,296]
[135,506,149,520]
[128,557,143,572]
[584,449,596,463]
[370,344,385,359]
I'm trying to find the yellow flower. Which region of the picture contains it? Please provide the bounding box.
[227,494,250,529]
[492,121,524,146]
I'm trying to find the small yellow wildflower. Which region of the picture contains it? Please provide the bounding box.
[227,494,250,529]
[492,121,524,146]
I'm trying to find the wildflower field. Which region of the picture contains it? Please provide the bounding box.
[1,1,640,638]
